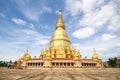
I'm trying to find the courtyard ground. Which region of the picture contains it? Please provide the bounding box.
[0,67,120,80]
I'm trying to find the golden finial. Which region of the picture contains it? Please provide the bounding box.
[94,48,96,54]
[55,9,65,30]
[23,48,29,56]
[26,48,28,53]
[59,9,62,14]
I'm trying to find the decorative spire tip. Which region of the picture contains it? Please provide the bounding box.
[59,9,62,14]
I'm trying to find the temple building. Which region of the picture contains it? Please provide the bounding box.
[17,10,103,69]
[116,56,120,68]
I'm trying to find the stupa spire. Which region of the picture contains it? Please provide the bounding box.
[56,9,65,30]
[50,9,71,47]
[92,48,99,61]
[25,48,28,53]
[94,49,99,56]
[23,48,28,56]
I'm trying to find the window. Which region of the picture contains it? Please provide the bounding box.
[52,63,55,65]
[68,63,70,66]
[71,63,74,66]
[60,63,62,66]
[64,63,66,66]
[56,63,58,65]
[39,63,40,66]
[41,63,43,66]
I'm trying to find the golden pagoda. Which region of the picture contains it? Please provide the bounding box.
[39,10,81,59]
[92,49,99,61]
[17,10,103,69]
[22,48,31,60]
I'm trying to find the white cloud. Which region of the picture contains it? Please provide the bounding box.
[73,43,80,47]
[43,6,52,13]
[80,0,97,13]
[65,0,120,39]
[65,0,81,16]
[23,6,52,21]
[44,25,49,29]
[22,29,37,35]
[65,0,105,16]
[24,10,40,21]
[80,4,115,28]
[15,0,52,21]
[72,43,92,58]
[97,47,107,52]
[72,35,120,61]
[21,29,50,45]
[102,34,117,41]
[108,15,120,31]
[29,23,35,29]
[0,28,50,61]
[0,41,23,61]
[37,40,49,45]
[0,26,51,61]
[55,10,59,14]
[11,18,27,25]
[72,27,95,39]
[11,18,35,29]
[117,43,120,47]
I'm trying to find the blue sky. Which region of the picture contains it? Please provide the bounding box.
[0,0,120,61]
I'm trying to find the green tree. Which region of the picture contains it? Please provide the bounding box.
[107,57,117,67]
[9,60,12,63]
[0,61,8,67]
[14,61,17,66]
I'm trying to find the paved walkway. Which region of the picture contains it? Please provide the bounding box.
[0,67,120,80]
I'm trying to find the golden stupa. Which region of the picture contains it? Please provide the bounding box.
[40,10,81,59]
[92,49,99,61]
[17,10,103,69]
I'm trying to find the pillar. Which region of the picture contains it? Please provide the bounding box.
[43,59,52,68]
[74,60,82,68]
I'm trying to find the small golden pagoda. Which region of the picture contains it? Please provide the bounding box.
[17,10,103,69]
[22,48,31,60]
[92,49,99,61]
